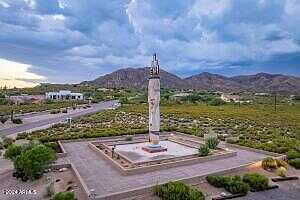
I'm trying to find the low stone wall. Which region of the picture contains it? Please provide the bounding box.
[88,142,237,176]
[56,141,68,158]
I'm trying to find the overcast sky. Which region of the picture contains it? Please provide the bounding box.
[0,0,300,87]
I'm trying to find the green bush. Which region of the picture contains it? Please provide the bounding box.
[207,175,249,194]
[4,144,22,160]
[242,173,269,191]
[52,192,75,200]
[206,176,231,188]
[44,142,61,153]
[206,137,219,149]
[288,158,300,169]
[287,150,300,160]
[154,181,204,200]
[198,144,210,157]
[224,179,250,194]
[14,144,56,180]
[262,157,277,170]
[12,118,23,124]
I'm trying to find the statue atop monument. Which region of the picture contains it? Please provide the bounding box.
[150,53,160,78]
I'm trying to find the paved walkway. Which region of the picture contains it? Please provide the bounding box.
[60,140,271,198]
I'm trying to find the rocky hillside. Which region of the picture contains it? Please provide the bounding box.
[83,68,300,94]
[83,67,188,89]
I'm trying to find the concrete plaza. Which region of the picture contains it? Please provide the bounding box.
[58,137,277,199]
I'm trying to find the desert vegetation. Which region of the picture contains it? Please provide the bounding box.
[16,101,299,155]
[154,181,205,200]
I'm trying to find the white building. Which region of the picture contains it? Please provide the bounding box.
[221,94,240,103]
[46,90,83,101]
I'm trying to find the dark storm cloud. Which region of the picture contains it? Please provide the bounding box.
[0,0,299,84]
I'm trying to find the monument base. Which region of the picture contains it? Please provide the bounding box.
[142,144,168,153]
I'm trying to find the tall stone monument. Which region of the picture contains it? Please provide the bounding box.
[142,54,167,153]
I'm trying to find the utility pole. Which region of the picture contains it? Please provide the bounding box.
[274,93,277,112]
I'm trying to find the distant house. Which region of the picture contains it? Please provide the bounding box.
[255,93,270,96]
[170,93,191,100]
[46,90,83,101]
[220,94,240,103]
[9,94,46,104]
[97,88,112,92]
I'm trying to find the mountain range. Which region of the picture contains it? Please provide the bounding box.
[82,68,300,94]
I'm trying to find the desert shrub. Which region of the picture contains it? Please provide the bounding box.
[242,173,269,191]
[125,135,133,141]
[207,175,249,194]
[4,144,22,160]
[0,141,3,149]
[50,110,60,114]
[2,137,14,148]
[288,158,300,169]
[51,191,75,200]
[287,150,300,160]
[12,118,23,124]
[198,144,210,157]
[44,142,61,153]
[208,98,225,106]
[276,167,287,177]
[262,157,277,170]
[14,144,56,180]
[154,181,204,200]
[275,159,288,169]
[206,137,219,149]
[206,176,231,188]
[224,179,250,194]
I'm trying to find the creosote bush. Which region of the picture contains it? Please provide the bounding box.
[206,175,249,194]
[242,173,269,191]
[154,181,204,200]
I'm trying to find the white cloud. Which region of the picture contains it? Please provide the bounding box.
[188,0,232,19]
[0,0,10,8]
[0,58,45,88]
[24,0,36,9]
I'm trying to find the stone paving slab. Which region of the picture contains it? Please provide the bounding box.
[61,140,273,198]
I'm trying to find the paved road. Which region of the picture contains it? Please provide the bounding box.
[0,100,119,137]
